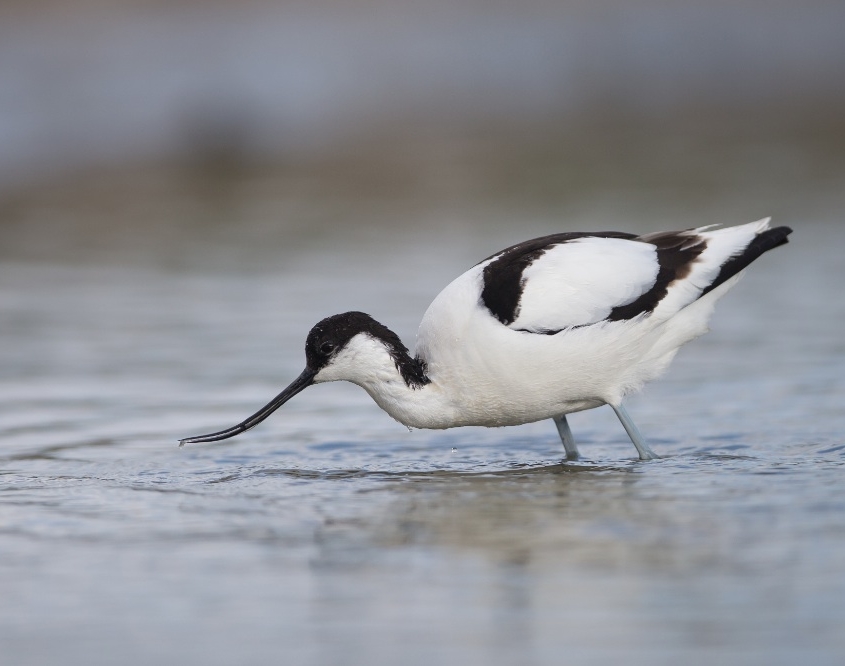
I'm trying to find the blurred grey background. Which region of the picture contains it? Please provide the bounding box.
[1,0,844,269]
[3,5,845,665]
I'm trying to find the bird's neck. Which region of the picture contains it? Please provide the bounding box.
[338,332,458,429]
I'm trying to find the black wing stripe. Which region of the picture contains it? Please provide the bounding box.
[606,231,707,321]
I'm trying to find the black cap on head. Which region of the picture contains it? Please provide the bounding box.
[305,311,403,369]
[305,311,430,388]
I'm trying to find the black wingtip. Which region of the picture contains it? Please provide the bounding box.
[702,224,793,296]
[747,225,793,257]
[765,225,793,250]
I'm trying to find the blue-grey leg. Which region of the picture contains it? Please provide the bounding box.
[553,414,580,461]
[610,404,659,460]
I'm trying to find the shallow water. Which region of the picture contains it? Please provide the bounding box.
[1,207,845,665]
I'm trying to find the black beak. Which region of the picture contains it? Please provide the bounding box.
[179,368,317,445]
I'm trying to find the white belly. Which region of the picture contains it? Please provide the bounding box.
[417,319,660,427]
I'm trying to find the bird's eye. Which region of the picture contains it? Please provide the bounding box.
[319,341,335,355]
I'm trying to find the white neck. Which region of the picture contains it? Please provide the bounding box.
[312,333,457,429]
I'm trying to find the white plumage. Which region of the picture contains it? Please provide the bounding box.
[181,218,792,460]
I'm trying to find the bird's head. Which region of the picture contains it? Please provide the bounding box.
[180,312,420,445]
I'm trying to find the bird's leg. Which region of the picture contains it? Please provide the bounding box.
[553,414,580,461]
[610,404,659,460]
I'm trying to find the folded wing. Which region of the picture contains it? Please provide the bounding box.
[480,220,791,334]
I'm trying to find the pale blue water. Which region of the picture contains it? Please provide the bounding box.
[1,216,844,665]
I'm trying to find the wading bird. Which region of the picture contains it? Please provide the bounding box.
[181,219,791,460]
